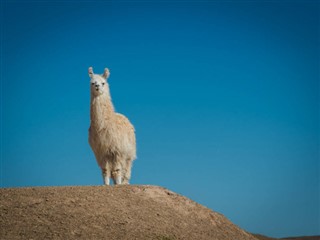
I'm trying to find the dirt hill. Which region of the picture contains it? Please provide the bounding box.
[1,185,258,240]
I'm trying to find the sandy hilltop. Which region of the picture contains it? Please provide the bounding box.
[0,185,318,240]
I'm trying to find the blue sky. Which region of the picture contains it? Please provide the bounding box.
[1,0,319,238]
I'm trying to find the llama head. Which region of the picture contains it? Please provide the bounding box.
[88,67,110,96]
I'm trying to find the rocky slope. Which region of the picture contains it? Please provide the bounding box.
[0,185,258,240]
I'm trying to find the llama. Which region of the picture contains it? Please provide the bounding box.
[88,67,136,185]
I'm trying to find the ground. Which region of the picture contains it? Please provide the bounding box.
[0,185,318,240]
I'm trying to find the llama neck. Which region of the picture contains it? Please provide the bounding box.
[90,92,115,130]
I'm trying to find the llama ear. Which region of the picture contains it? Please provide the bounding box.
[88,67,94,78]
[102,68,110,79]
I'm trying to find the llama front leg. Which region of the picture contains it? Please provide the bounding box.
[112,168,122,185]
[102,168,111,185]
[111,160,123,185]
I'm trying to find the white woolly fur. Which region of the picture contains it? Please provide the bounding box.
[88,67,136,185]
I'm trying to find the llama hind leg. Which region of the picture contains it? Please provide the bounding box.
[122,160,132,185]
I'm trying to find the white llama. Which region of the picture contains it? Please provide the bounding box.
[88,67,136,185]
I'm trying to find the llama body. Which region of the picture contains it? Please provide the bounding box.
[88,67,136,185]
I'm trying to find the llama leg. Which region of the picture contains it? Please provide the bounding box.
[112,169,122,185]
[111,161,123,185]
[102,165,111,185]
[122,160,132,184]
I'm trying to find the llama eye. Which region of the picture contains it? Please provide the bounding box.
[102,82,105,85]
[91,83,94,85]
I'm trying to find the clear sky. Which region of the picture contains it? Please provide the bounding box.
[1,0,319,238]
